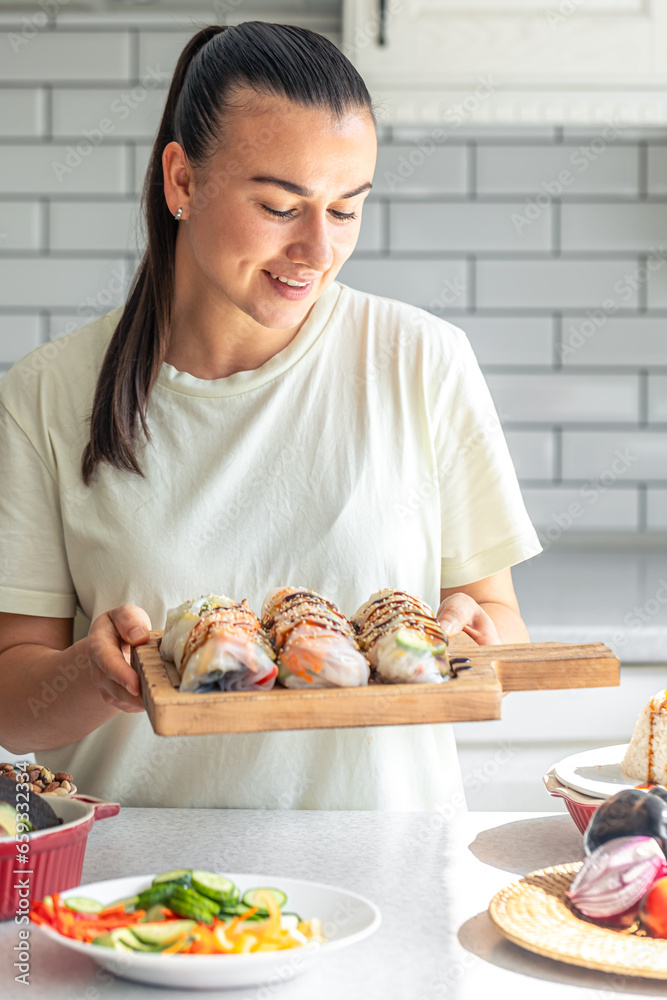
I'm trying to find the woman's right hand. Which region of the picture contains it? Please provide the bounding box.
[87,604,151,712]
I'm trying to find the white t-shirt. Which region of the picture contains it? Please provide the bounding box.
[0,280,541,809]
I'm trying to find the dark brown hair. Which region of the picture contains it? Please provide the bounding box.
[81,22,375,484]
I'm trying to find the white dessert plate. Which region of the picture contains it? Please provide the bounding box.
[33,873,381,990]
[553,743,641,800]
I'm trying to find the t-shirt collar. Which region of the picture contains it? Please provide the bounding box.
[156,280,343,398]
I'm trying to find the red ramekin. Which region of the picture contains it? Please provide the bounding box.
[543,768,601,834]
[0,793,119,921]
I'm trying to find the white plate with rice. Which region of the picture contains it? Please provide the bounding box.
[553,743,640,799]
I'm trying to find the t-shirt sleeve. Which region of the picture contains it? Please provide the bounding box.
[431,325,542,588]
[0,401,77,617]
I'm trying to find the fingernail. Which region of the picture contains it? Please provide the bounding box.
[125,680,138,695]
[441,620,459,636]
[129,627,147,642]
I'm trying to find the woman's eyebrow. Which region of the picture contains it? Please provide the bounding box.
[249,176,372,199]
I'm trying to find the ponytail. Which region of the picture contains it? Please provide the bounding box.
[81,22,374,484]
[81,25,226,484]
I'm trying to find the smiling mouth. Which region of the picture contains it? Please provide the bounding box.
[267,272,315,288]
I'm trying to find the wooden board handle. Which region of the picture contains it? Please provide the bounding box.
[489,643,620,692]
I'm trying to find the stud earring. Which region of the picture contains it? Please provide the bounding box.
[174,207,183,221]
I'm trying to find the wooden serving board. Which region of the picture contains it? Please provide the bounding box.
[131,631,620,737]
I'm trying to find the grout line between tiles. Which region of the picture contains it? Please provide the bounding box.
[638,254,648,312]
[552,200,560,257]
[42,83,52,142]
[639,141,648,200]
[553,427,562,482]
[467,143,476,199]
[639,370,649,426]
[518,478,667,487]
[466,256,475,311]
[552,313,562,369]
[125,142,135,197]
[38,196,49,252]
[39,309,50,345]
[638,483,648,533]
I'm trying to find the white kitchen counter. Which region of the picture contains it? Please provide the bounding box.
[3,807,667,999]
[512,541,667,663]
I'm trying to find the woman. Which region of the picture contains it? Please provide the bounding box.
[0,23,540,809]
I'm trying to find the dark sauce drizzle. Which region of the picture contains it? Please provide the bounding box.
[448,657,472,679]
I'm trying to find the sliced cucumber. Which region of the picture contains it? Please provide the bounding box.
[93,927,156,952]
[219,902,264,922]
[132,920,196,948]
[241,888,287,912]
[168,886,219,924]
[171,886,220,913]
[219,902,252,916]
[394,628,447,657]
[92,932,135,952]
[151,868,192,888]
[64,896,104,914]
[191,871,239,905]
[167,900,214,925]
[136,884,177,910]
[394,628,433,654]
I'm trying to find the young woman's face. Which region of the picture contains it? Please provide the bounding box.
[166,92,378,331]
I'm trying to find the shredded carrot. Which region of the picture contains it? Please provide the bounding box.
[98,903,131,917]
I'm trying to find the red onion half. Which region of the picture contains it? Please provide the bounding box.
[567,835,667,923]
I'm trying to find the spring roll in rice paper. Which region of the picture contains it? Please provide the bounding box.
[352,588,451,684]
[262,587,370,689]
[160,594,278,693]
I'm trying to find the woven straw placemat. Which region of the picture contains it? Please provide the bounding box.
[489,863,667,978]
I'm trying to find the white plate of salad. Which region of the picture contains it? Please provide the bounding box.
[30,869,381,990]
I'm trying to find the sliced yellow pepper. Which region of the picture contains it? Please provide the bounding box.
[213,923,237,952]
[253,890,281,937]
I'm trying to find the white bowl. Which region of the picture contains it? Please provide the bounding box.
[33,872,382,990]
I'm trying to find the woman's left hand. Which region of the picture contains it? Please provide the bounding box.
[436,592,502,646]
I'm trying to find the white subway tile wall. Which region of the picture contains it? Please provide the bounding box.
[0,201,41,251]
[486,371,640,423]
[453,316,554,367]
[521,487,639,533]
[0,89,45,137]
[2,257,132,308]
[647,490,667,530]
[562,432,667,481]
[0,314,41,364]
[475,143,639,196]
[339,258,468,309]
[390,200,552,252]
[1,18,667,537]
[48,200,143,253]
[649,375,667,423]
[0,32,132,81]
[560,203,667,252]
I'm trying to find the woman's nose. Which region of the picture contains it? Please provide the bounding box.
[286,215,334,273]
